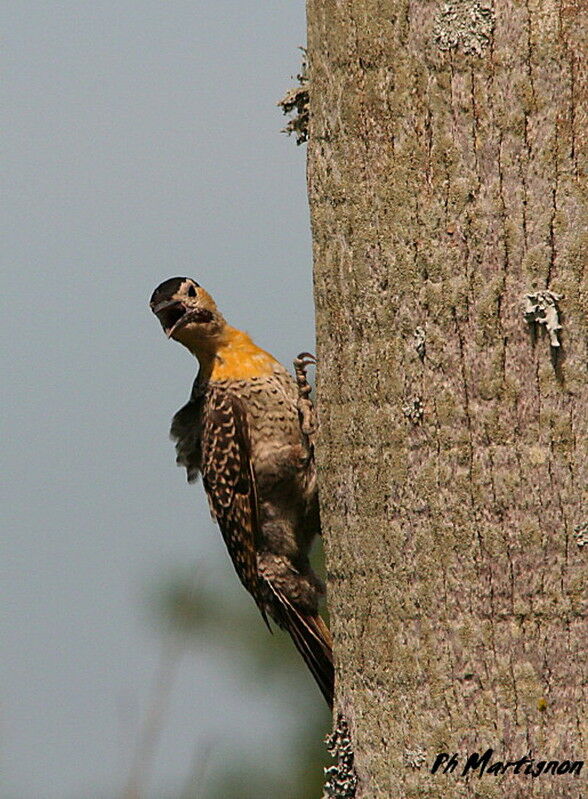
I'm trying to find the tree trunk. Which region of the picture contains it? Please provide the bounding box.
[306,1,587,797]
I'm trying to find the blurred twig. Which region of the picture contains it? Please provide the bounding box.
[122,569,207,799]
[122,635,184,799]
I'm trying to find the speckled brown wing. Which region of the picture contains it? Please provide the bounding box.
[200,385,269,623]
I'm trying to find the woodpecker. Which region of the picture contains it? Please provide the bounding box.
[150,277,333,707]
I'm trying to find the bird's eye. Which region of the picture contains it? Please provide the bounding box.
[187,285,197,298]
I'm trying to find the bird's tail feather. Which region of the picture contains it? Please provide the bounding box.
[269,588,334,708]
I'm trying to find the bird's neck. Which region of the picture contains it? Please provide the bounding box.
[191,325,278,382]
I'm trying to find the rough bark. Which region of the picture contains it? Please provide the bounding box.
[306,1,587,797]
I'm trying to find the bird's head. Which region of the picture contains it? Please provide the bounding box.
[149,277,226,352]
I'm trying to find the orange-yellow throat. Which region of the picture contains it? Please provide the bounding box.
[189,326,278,381]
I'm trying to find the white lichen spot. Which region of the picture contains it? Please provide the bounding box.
[413,327,426,361]
[323,715,357,799]
[403,397,425,425]
[404,747,427,769]
[573,522,588,549]
[433,0,494,56]
[524,290,563,348]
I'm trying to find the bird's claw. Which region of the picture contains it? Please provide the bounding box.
[294,352,317,440]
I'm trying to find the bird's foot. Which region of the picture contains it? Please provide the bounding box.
[293,352,318,440]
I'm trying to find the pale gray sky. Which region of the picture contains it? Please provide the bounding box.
[2,3,317,796]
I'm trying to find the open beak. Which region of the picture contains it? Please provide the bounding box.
[151,299,189,338]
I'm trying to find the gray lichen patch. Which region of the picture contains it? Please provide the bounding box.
[323,714,358,799]
[277,49,309,145]
[524,290,563,348]
[433,0,494,56]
